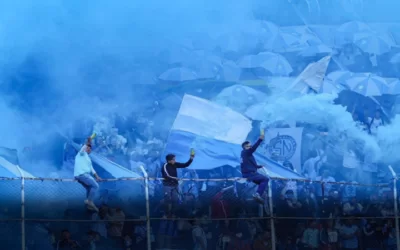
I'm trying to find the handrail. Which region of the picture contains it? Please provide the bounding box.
[0,176,393,187]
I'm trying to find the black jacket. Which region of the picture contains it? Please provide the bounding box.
[161,158,193,186]
[240,139,263,174]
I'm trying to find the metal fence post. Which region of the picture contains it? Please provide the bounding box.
[139,166,152,250]
[268,179,276,250]
[16,166,25,250]
[388,165,400,249]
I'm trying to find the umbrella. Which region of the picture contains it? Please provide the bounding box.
[390,52,400,64]
[262,26,302,52]
[237,54,261,68]
[237,52,292,76]
[335,21,373,46]
[320,79,346,94]
[161,46,193,65]
[220,61,241,82]
[214,84,267,113]
[354,33,392,55]
[309,25,336,47]
[215,33,242,53]
[184,50,222,79]
[387,80,400,95]
[343,73,389,97]
[298,44,333,57]
[337,21,372,33]
[324,70,353,85]
[158,67,198,82]
[259,53,292,76]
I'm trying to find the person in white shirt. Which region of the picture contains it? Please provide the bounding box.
[368,109,384,136]
[74,136,102,212]
[302,151,324,180]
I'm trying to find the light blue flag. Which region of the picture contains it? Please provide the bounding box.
[164,95,305,180]
[0,147,34,178]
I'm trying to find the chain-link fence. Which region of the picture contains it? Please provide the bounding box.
[2,174,400,250]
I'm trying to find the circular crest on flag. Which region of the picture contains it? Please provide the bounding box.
[267,134,297,162]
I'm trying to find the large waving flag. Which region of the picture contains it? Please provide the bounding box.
[164,95,304,179]
[0,147,34,178]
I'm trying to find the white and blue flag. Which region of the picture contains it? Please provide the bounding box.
[164,95,304,179]
[0,147,34,178]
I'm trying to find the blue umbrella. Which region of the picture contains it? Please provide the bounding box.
[320,79,346,94]
[258,52,293,76]
[344,73,389,97]
[237,52,292,76]
[335,21,373,46]
[298,44,333,57]
[158,67,198,82]
[324,70,354,85]
[388,80,400,95]
[390,53,400,64]
[354,33,392,55]
[220,60,241,82]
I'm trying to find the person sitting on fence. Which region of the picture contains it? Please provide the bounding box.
[240,131,268,203]
[161,150,195,208]
[74,135,102,212]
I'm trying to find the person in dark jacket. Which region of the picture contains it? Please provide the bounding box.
[161,151,195,207]
[240,132,268,203]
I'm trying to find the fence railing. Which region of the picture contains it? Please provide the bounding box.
[1,166,399,250]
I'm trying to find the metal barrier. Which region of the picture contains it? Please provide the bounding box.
[0,166,399,250]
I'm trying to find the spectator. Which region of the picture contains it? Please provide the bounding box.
[343,198,363,216]
[91,206,108,239]
[339,218,360,250]
[301,220,319,250]
[180,169,200,199]
[56,230,81,250]
[253,231,272,250]
[368,109,384,136]
[381,201,395,217]
[383,220,397,250]
[161,152,194,210]
[74,136,102,212]
[240,132,268,203]
[86,231,99,250]
[123,234,133,250]
[315,169,335,198]
[302,150,322,180]
[227,229,251,250]
[320,220,339,250]
[363,193,381,217]
[157,211,178,249]
[192,218,207,250]
[363,219,381,250]
[107,207,126,238]
[211,186,233,219]
[134,219,147,249]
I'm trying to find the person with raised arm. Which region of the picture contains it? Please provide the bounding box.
[240,130,268,203]
[74,134,102,212]
[161,149,195,206]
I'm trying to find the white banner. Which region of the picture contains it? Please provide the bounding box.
[261,127,304,173]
